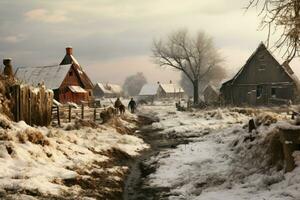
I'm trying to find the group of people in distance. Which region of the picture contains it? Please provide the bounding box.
[114,97,136,114]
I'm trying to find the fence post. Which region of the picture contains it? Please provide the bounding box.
[57,106,61,127]
[16,85,20,122]
[69,105,72,122]
[28,92,32,126]
[81,103,84,119]
[94,108,96,122]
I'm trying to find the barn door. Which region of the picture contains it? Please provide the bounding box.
[256,85,267,105]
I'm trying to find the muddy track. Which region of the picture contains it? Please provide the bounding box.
[123,114,191,200]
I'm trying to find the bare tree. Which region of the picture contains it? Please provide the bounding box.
[247,0,300,62]
[180,65,227,97]
[152,29,223,104]
[123,72,147,96]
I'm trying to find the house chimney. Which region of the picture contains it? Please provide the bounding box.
[3,58,13,78]
[66,46,73,55]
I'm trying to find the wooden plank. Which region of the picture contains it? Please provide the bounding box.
[69,105,72,122]
[81,104,84,119]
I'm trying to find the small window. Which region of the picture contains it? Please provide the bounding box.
[257,85,263,98]
[258,64,266,71]
[89,91,92,96]
[69,71,73,76]
[271,88,276,97]
[259,55,265,61]
[258,53,265,61]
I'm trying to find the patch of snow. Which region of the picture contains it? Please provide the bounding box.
[0,113,148,198]
[141,103,300,200]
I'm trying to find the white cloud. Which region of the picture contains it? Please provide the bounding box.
[24,9,68,23]
[0,34,26,43]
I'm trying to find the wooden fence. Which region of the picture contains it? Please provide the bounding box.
[51,102,109,126]
[11,84,53,126]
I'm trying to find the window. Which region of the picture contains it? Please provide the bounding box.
[89,91,92,96]
[69,71,73,76]
[258,54,266,71]
[257,85,263,98]
[271,88,276,98]
[258,54,265,61]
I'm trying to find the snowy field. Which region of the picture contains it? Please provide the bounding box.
[0,112,148,199]
[139,103,300,200]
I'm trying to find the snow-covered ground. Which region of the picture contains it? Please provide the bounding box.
[140,103,300,200]
[0,112,148,199]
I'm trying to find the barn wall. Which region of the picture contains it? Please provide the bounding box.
[59,90,89,104]
[93,86,104,98]
[221,84,295,106]
[221,44,297,106]
[58,68,93,103]
[60,67,81,88]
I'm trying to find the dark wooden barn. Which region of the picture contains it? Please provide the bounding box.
[15,47,94,104]
[220,43,300,106]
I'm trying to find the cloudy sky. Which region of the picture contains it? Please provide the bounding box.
[0,0,297,85]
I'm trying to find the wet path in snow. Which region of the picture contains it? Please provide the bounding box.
[123,114,191,200]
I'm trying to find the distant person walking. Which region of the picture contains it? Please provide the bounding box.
[128,98,137,113]
[114,98,123,114]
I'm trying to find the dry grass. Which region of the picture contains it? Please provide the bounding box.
[255,112,278,126]
[107,117,135,135]
[65,119,100,131]
[17,128,49,146]
[229,107,260,116]
[264,128,284,170]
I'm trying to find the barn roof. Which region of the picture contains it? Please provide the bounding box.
[71,65,94,89]
[15,64,72,89]
[95,83,122,94]
[68,85,87,93]
[60,47,94,89]
[139,84,159,96]
[222,42,300,87]
[159,83,184,94]
[203,84,219,95]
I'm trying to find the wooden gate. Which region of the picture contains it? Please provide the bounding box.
[11,84,53,126]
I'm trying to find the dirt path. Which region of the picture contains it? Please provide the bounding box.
[123,114,191,200]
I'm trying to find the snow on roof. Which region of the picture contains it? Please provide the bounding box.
[222,42,300,88]
[53,99,61,107]
[203,84,219,95]
[96,83,112,94]
[68,85,87,93]
[96,83,122,94]
[139,84,159,96]
[109,84,122,94]
[60,53,80,66]
[15,64,72,89]
[159,83,184,94]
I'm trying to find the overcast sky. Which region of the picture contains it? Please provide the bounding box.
[0,0,298,85]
